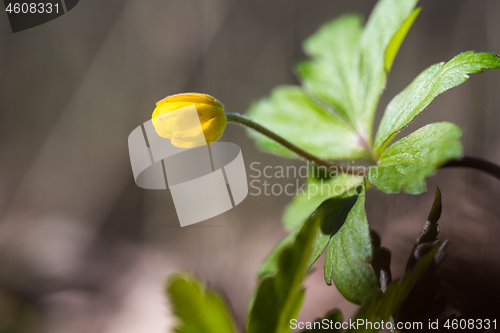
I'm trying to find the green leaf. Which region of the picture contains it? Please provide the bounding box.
[258,174,362,294]
[385,8,421,72]
[324,186,380,304]
[166,274,236,333]
[246,86,367,160]
[302,310,343,332]
[307,194,360,269]
[358,0,419,138]
[297,14,364,126]
[246,204,323,333]
[283,173,364,230]
[297,0,418,141]
[261,179,378,305]
[374,51,500,155]
[347,243,445,333]
[248,1,420,161]
[369,122,463,194]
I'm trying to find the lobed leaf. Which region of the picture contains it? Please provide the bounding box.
[246,86,367,161]
[374,51,500,156]
[369,122,463,194]
[358,0,419,138]
[166,274,236,333]
[307,194,360,269]
[324,186,380,304]
[258,177,379,310]
[258,174,363,294]
[297,14,364,126]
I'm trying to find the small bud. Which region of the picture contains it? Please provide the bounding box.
[152,93,227,148]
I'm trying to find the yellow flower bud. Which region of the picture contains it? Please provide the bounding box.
[151,93,227,148]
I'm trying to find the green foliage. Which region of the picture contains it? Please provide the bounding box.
[357,0,419,138]
[297,13,364,128]
[306,194,359,269]
[165,188,451,333]
[246,0,498,312]
[368,122,462,194]
[246,204,322,333]
[374,51,500,155]
[324,186,380,304]
[247,2,499,197]
[264,183,380,306]
[165,0,500,331]
[297,0,419,140]
[166,274,236,333]
[248,0,420,160]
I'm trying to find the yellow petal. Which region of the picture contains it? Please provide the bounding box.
[152,105,200,139]
[201,115,226,144]
[151,92,227,146]
[171,126,207,148]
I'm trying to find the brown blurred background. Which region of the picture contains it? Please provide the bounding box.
[1,0,500,332]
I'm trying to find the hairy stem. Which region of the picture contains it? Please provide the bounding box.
[226,113,366,175]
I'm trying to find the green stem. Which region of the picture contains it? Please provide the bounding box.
[226,113,367,175]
